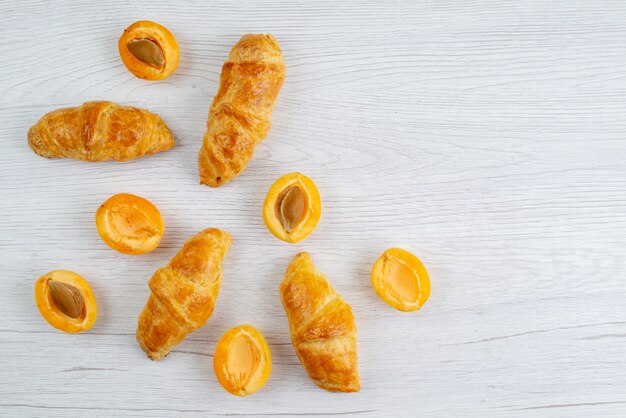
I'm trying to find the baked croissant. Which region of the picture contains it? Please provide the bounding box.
[280,252,360,392]
[198,34,285,187]
[28,101,174,161]
[137,228,232,360]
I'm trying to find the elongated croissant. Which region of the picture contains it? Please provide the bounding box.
[198,34,285,187]
[28,101,174,161]
[137,228,232,360]
[280,252,360,392]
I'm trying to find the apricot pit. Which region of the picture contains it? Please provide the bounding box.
[34,270,97,333]
[213,325,272,396]
[127,39,165,67]
[371,248,430,312]
[263,172,321,243]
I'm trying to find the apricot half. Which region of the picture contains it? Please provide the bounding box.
[119,20,179,80]
[95,193,164,255]
[371,248,430,312]
[213,325,272,397]
[34,270,97,333]
[263,172,321,243]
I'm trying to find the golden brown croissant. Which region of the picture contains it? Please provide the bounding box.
[198,34,285,187]
[28,101,174,161]
[280,252,360,392]
[137,228,232,360]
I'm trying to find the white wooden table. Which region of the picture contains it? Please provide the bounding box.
[1,1,626,417]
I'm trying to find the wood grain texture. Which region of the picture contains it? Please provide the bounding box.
[1,0,626,416]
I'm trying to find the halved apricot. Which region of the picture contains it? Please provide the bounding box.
[95,193,164,255]
[213,325,272,396]
[371,248,430,312]
[263,172,321,243]
[119,20,179,80]
[34,270,97,333]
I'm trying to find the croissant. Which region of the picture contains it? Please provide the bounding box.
[137,228,232,360]
[280,252,360,392]
[28,101,174,161]
[198,34,285,187]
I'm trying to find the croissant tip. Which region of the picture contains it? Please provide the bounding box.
[295,251,311,260]
[315,380,360,393]
[198,174,223,187]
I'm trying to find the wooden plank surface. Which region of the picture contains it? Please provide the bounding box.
[1,0,626,416]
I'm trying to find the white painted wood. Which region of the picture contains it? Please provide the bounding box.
[1,0,626,416]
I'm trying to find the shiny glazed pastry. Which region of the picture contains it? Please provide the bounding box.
[119,20,180,80]
[95,193,164,255]
[28,101,174,161]
[263,172,321,243]
[213,324,272,396]
[280,252,360,392]
[137,228,232,360]
[198,34,285,187]
[34,270,97,333]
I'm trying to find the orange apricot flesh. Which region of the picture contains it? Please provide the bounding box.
[213,325,272,396]
[371,248,430,312]
[263,172,321,243]
[34,270,97,333]
[118,20,179,80]
[95,193,164,255]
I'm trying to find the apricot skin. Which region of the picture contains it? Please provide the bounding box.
[95,193,164,255]
[34,270,97,333]
[371,248,430,312]
[118,20,179,80]
[263,172,321,244]
[213,325,272,397]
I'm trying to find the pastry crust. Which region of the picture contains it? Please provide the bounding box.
[28,101,174,162]
[136,228,232,360]
[198,34,285,187]
[280,252,360,392]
